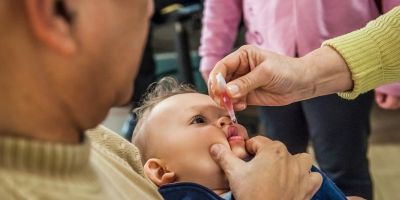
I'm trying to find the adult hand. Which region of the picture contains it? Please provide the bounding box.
[208,45,352,110]
[375,91,400,110]
[210,136,322,200]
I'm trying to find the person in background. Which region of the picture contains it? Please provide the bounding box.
[200,1,399,199]
[207,7,400,117]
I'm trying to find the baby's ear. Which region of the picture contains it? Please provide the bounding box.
[144,158,176,186]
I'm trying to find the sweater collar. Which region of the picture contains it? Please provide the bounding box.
[0,135,91,176]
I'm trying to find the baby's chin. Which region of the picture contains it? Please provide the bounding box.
[230,143,250,160]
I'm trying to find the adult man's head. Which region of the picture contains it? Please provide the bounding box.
[0,0,153,143]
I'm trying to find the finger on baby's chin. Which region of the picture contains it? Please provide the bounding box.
[245,136,273,155]
[210,144,244,174]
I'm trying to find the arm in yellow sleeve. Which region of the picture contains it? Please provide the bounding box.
[323,6,400,99]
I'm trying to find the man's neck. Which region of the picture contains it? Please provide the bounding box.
[0,105,83,144]
[0,80,82,144]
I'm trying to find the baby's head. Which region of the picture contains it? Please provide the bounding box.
[132,77,249,194]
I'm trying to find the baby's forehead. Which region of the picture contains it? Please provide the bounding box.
[148,93,221,118]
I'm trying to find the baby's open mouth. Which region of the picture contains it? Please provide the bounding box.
[227,126,244,142]
[226,126,249,159]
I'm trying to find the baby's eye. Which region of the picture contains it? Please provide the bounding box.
[191,115,206,124]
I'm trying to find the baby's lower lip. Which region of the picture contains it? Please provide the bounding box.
[228,135,244,143]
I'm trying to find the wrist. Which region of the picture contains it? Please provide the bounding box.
[301,46,353,98]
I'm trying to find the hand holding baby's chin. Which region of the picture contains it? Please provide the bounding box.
[231,145,249,160]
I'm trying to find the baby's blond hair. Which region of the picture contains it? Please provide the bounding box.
[132,77,197,163]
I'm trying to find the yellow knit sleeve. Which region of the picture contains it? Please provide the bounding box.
[323,6,400,99]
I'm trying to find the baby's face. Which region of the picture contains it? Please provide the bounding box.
[145,93,249,191]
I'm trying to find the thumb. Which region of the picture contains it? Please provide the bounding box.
[210,144,244,176]
[308,172,323,198]
[226,67,264,99]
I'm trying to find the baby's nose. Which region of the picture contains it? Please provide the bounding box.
[217,116,232,127]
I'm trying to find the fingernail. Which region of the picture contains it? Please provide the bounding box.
[227,84,239,97]
[236,102,247,110]
[210,144,222,157]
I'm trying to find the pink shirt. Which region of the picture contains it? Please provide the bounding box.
[199,0,400,95]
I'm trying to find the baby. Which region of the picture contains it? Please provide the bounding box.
[132,77,348,200]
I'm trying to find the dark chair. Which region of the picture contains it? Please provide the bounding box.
[156,2,202,84]
[122,1,203,140]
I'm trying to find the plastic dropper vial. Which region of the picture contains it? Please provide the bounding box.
[216,73,238,123]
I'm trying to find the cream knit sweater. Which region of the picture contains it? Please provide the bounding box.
[0,126,163,200]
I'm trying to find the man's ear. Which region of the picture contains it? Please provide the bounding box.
[24,0,76,54]
[144,158,176,187]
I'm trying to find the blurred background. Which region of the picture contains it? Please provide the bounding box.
[102,1,400,199]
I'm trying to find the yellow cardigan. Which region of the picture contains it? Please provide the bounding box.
[324,6,400,99]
